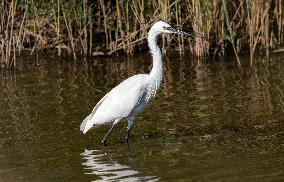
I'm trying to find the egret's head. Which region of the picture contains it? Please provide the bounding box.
[150,21,191,36]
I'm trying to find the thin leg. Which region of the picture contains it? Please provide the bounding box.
[125,141,132,156]
[125,119,134,143]
[101,123,116,146]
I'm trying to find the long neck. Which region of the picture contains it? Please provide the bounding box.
[145,31,164,102]
[148,32,164,82]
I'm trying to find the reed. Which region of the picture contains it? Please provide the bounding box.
[221,0,240,65]
[0,0,284,68]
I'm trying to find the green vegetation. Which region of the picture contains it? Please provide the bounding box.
[0,0,283,68]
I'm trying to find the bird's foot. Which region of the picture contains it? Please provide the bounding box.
[125,138,129,144]
[101,139,107,146]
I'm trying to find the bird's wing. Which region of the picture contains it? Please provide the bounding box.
[80,94,108,132]
[96,74,147,117]
[80,74,148,134]
[89,94,109,119]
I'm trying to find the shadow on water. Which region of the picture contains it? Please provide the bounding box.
[0,54,283,181]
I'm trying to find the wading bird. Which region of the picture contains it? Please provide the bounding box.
[80,21,192,145]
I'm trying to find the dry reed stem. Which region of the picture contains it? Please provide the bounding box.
[0,0,283,68]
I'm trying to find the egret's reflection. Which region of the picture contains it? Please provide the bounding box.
[81,149,158,182]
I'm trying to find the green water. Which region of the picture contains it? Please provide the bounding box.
[0,54,283,181]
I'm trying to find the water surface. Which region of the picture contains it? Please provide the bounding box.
[0,54,283,181]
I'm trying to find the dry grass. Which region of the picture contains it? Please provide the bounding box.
[0,0,283,68]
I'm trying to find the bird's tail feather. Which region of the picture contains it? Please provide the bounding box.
[80,115,92,134]
[80,94,108,134]
[80,115,102,134]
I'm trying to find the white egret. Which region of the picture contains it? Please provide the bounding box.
[80,21,192,145]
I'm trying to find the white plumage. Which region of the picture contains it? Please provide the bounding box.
[80,21,191,145]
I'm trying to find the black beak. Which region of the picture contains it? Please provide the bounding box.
[164,27,194,38]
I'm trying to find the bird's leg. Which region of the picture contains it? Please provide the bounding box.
[125,141,132,156]
[125,120,134,143]
[101,123,116,146]
[125,126,132,143]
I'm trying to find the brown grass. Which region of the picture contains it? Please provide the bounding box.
[0,0,284,68]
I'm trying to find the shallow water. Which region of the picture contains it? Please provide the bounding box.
[0,54,283,181]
